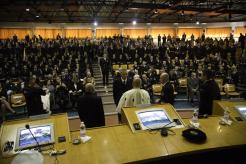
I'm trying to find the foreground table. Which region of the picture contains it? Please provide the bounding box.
[1,103,246,164]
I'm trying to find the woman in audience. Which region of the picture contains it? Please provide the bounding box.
[0,83,16,120]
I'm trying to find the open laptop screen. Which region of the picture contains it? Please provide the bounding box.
[136,109,172,130]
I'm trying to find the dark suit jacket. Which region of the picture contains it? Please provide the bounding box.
[77,94,105,128]
[199,79,221,115]
[113,78,132,106]
[160,82,175,105]
[24,87,46,116]
[100,58,110,74]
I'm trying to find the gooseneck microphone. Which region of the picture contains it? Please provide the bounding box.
[25,124,41,152]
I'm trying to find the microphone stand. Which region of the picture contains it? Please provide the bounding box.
[25,124,41,152]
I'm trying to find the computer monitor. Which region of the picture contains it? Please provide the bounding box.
[235,106,246,120]
[15,123,55,151]
[136,108,173,130]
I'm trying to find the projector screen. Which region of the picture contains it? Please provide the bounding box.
[15,123,55,151]
[235,106,246,119]
[136,108,173,130]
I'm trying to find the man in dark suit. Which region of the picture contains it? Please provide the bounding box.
[77,83,105,128]
[113,70,132,106]
[24,78,47,116]
[67,77,83,109]
[160,73,175,105]
[100,54,110,87]
[199,70,221,115]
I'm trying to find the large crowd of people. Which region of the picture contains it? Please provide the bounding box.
[0,32,246,123]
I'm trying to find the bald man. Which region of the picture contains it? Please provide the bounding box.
[160,73,175,105]
[116,78,150,114]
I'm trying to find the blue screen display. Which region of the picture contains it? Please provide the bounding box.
[137,110,171,129]
[19,125,52,148]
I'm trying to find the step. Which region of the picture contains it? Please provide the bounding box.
[102,96,115,103]
[95,77,113,81]
[100,93,113,97]
[97,92,113,97]
[103,101,115,105]
[103,103,117,114]
[95,85,113,89]
[94,75,102,78]
[96,81,113,85]
[96,88,113,92]
[95,78,113,81]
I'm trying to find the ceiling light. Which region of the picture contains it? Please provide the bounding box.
[93,21,98,26]
[26,8,30,12]
[132,20,137,25]
[147,23,151,25]
[174,23,179,25]
[119,23,124,25]
[202,22,207,25]
[60,8,64,11]
[36,15,40,18]
[154,9,158,14]
[196,21,200,25]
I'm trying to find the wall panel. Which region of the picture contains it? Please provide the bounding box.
[123,29,148,38]
[0,28,32,39]
[65,29,79,38]
[150,28,175,38]
[96,29,120,38]
[34,29,62,39]
[235,27,246,37]
[77,29,92,38]
[206,27,232,38]
[177,28,202,39]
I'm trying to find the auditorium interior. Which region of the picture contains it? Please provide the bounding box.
[0,0,246,164]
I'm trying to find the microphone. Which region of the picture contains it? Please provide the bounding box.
[25,124,41,152]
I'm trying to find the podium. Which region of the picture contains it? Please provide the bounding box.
[122,104,185,133]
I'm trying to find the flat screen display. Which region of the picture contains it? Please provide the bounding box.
[136,108,172,130]
[235,106,246,119]
[15,124,54,151]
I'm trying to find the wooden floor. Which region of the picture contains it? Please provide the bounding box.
[68,111,193,131]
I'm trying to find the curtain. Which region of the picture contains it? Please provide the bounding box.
[77,29,92,38]
[65,29,79,38]
[123,29,148,38]
[150,28,175,38]
[206,27,232,38]
[34,29,62,39]
[0,28,32,39]
[235,27,246,38]
[177,28,202,39]
[96,29,121,38]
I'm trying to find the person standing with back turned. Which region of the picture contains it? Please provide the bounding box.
[199,69,221,115]
[77,83,105,128]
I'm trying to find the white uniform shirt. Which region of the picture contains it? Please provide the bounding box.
[116,88,150,113]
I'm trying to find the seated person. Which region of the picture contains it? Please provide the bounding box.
[77,83,105,128]
[68,76,83,108]
[55,82,69,112]
[116,77,150,117]
[0,83,16,121]
[188,72,199,104]
[83,71,96,86]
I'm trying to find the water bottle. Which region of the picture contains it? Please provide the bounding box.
[192,109,199,123]
[80,122,86,137]
[224,108,230,122]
